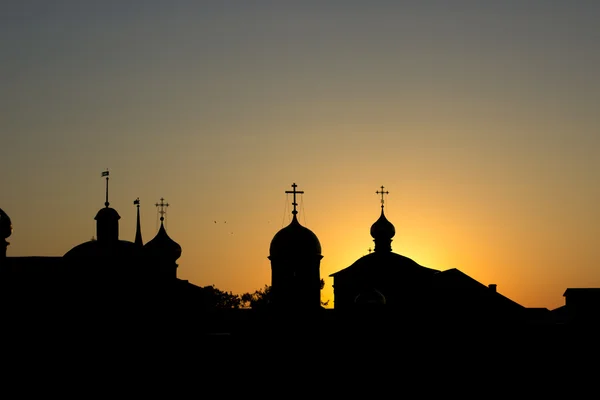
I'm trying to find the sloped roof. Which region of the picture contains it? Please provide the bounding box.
[330,251,439,278]
[433,268,524,309]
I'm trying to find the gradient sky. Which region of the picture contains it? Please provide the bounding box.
[2,1,599,310]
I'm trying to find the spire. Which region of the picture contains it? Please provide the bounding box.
[285,182,304,219]
[134,197,143,246]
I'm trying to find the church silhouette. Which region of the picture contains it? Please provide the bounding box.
[1,173,598,352]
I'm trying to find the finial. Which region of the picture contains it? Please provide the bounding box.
[101,169,110,207]
[285,182,304,216]
[155,197,169,223]
[376,185,389,210]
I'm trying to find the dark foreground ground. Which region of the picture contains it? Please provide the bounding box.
[3,318,596,397]
[3,307,598,394]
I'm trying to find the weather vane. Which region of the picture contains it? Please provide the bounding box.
[101,169,110,207]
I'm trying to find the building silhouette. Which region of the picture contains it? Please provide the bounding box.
[330,186,527,326]
[0,171,204,340]
[268,183,322,312]
[1,176,598,348]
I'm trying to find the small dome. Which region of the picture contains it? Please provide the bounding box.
[370,209,395,241]
[95,207,120,221]
[269,215,321,258]
[0,208,12,239]
[144,223,182,262]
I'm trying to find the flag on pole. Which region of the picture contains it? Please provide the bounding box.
[101,170,109,177]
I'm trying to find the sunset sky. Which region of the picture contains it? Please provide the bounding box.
[2,1,599,310]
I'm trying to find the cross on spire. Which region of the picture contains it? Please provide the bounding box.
[285,182,304,215]
[376,185,389,209]
[155,197,169,222]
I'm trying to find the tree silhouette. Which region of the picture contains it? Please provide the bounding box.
[240,279,330,309]
[201,285,242,309]
[241,285,272,309]
[201,278,330,310]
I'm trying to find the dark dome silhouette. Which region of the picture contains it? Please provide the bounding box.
[64,172,140,260]
[63,239,142,259]
[269,214,321,258]
[144,222,182,262]
[64,203,137,258]
[95,207,120,221]
[268,183,323,310]
[369,186,395,252]
[370,209,395,242]
[0,208,12,239]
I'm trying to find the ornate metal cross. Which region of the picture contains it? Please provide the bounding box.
[285,182,304,215]
[155,197,169,221]
[376,185,389,209]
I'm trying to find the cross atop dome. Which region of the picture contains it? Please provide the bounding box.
[285,182,304,216]
[376,185,389,210]
[155,197,169,222]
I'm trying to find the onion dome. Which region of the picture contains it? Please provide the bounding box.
[370,208,395,242]
[269,183,321,259]
[144,221,182,262]
[143,197,181,262]
[0,208,12,240]
[269,213,322,258]
[370,185,395,252]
